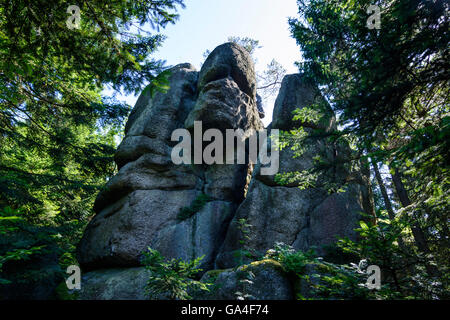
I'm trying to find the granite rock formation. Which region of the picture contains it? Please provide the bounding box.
[73,260,293,300]
[77,43,262,272]
[75,43,373,300]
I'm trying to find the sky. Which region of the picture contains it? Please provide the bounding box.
[109,0,302,126]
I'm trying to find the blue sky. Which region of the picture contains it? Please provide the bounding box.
[109,0,302,126]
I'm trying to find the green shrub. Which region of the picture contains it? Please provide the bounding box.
[267,242,380,300]
[141,248,210,300]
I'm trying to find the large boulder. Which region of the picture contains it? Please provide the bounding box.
[75,267,151,300]
[78,63,201,269]
[196,260,294,300]
[147,200,236,270]
[78,189,198,269]
[93,63,199,213]
[198,42,256,99]
[271,74,335,132]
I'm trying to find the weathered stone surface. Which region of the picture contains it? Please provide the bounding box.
[216,73,373,268]
[124,63,198,138]
[187,44,262,133]
[215,182,327,268]
[196,260,294,300]
[93,155,198,212]
[185,77,262,133]
[78,44,263,272]
[198,42,256,100]
[204,163,248,202]
[272,73,336,132]
[307,183,369,250]
[76,267,151,300]
[78,63,203,269]
[149,200,236,271]
[78,189,199,269]
[114,135,171,169]
[75,262,295,300]
[74,261,293,300]
[95,63,199,212]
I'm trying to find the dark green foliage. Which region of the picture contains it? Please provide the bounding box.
[0,0,185,298]
[266,219,447,299]
[289,0,449,299]
[308,260,385,300]
[141,248,210,300]
[54,281,78,300]
[268,242,313,276]
[337,217,448,299]
[177,193,212,221]
[234,267,256,300]
[268,242,383,300]
[289,0,448,139]
[0,206,64,299]
[1,0,185,209]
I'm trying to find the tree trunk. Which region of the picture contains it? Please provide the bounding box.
[391,167,439,277]
[372,161,395,219]
[372,161,407,250]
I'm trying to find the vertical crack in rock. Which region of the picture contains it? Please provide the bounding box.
[215,74,374,269]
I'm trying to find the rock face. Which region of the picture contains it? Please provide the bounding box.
[197,43,257,100]
[256,94,265,119]
[215,74,374,268]
[73,260,293,300]
[77,43,263,272]
[76,268,151,300]
[196,260,294,300]
[76,43,373,300]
